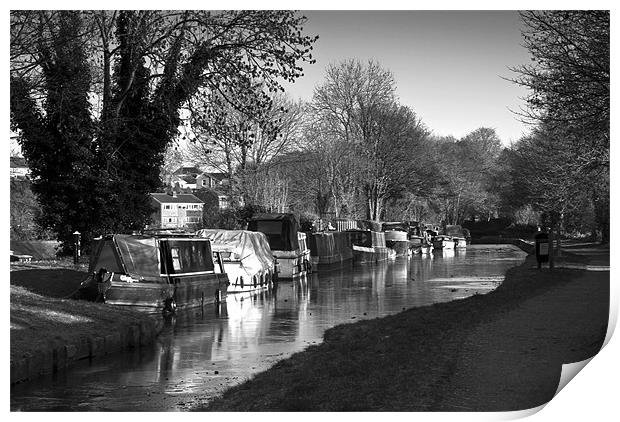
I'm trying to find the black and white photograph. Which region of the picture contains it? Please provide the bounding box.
[8,3,613,415]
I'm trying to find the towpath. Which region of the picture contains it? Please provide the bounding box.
[436,243,610,411]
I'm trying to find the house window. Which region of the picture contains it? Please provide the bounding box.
[168,218,172,222]
[202,179,206,186]
[164,205,171,210]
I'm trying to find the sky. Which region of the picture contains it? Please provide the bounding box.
[282,10,532,145]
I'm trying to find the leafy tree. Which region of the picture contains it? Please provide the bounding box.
[10,178,50,240]
[10,10,317,250]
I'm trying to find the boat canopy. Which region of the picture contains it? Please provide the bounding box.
[196,229,275,274]
[89,235,161,280]
[89,234,215,281]
[347,229,387,248]
[247,213,300,251]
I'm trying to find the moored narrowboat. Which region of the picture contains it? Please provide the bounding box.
[408,235,426,254]
[349,229,397,263]
[196,229,276,293]
[444,225,469,248]
[382,222,411,257]
[247,213,311,280]
[77,234,229,313]
[432,235,455,250]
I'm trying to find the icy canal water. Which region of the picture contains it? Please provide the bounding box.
[11,244,526,411]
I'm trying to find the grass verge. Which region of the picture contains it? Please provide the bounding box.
[10,264,160,383]
[201,255,607,411]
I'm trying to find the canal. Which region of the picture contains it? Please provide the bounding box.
[11,244,526,411]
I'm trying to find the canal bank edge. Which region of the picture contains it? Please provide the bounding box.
[10,314,164,385]
[202,244,608,411]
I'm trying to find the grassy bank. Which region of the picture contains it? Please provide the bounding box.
[201,254,608,411]
[10,264,161,383]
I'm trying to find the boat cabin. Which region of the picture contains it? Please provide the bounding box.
[82,234,228,312]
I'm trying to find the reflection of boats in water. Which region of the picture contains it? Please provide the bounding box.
[196,229,276,294]
[78,234,228,313]
[274,276,310,308]
[248,214,311,280]
[434,248,456,259]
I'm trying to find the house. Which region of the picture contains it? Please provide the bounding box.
[150,192,204,229]
[172,175,197,190]
[173,166,202,178]
[196,172,226,189]
[10,156,30,179]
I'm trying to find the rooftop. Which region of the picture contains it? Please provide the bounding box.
[150,193,204,204]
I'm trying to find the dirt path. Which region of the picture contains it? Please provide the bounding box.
[437,248,609,411]
[201,244,610,411]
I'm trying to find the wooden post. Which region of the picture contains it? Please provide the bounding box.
[548,218,555,271]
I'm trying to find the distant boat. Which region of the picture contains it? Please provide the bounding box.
[349,229,397,263]
[453,237,467,248]
[433,235,455,250]
[420,244,434,254]
[196,229,276,293]
[247,213,311,280]
[444,225,469,248]
[78,234,229,313]
[408,235,430,254]
[383,225,410,257]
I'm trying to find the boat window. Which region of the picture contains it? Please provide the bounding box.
[164,240,214,273]
[170,247,182,271]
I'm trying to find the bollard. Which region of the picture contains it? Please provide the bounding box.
[73,231,81,265]
[534,231,549,270]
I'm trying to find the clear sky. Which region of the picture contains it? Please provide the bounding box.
[283,10,532,145]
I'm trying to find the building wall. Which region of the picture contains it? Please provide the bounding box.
[10,167,29,178]
[158,203,203,228]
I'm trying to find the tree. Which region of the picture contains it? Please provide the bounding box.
[186,92,306,204]
[511,11,609,173]
[431,129,503,225]
[10,10,317,250]
[509,11,609,242]
[358,103,429,220]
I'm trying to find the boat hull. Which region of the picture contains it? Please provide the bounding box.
[453,237,467,248]
[225,262,275,294]
[103,273,229,313]
[385,240,410,257]
[352,245,397,263]
[432,237,455,250]
[273,249,312,280]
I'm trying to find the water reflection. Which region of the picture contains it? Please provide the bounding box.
[11,245,526,411]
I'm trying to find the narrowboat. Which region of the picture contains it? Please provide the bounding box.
[247,213,311,280]
[77,234,229,313]
[349,229,397,263]
[444,225,469,248]
[306,231,354,266]
[382,222,411,257]
[408,235,426,254]
[196,229,276,293]
[432,235,455,250]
